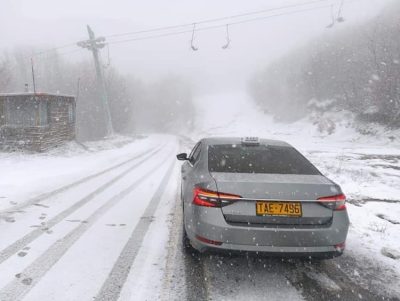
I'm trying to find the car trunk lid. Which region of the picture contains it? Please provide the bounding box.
[211,172,339,225]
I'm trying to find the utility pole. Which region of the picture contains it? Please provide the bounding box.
[77,25,113,136]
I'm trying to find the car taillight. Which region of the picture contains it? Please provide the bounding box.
[195,235,223,246]
[193,187,241,208]
[318,194,346,211]
[334,242,346,252]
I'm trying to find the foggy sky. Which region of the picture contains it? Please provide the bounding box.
[0,0,392,92]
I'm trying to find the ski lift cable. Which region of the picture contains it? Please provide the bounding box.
[33,43,79,56]
[30,0,366,59]
[32,0,336,58]
[32,48,86,64]
[107,2,349,46]
[108,0,368,47]
[32,38,93,57]
[104,0,335,40]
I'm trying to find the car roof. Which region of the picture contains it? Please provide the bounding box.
[200,137,292,147]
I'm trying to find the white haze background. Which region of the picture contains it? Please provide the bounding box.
[0,0,390,92]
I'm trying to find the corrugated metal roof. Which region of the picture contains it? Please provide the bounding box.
[0,92,75,98]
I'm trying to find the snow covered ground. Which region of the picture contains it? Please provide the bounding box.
[0,135,155,212]
[0,91,399,300]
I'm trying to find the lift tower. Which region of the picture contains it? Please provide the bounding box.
[77,25,113,136]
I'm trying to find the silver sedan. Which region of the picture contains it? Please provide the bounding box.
[177,137,349,258]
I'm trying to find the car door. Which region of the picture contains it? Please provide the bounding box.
[181,142,202,204]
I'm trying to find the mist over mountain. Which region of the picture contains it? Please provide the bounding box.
[249,0,400,129]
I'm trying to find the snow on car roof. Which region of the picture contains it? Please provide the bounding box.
[201,137,291,147]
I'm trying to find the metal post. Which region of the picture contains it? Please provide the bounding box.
[31,58,37,94]
[76,77,81,102]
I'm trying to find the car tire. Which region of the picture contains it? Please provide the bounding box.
[182,206,199,255]
[182,222,196,253]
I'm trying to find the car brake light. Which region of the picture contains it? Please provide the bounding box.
[318,194,346,211]
[193,187,241,207]
[195,235,223,246]
[334,242,346,252]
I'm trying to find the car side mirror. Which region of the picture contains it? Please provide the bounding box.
[176,153,188,161]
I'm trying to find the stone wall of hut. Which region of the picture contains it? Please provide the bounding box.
[0,94,76,152]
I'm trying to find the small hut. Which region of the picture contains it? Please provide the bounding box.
[0,93,76,152]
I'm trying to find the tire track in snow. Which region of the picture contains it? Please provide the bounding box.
[286,257,400,301]
[166,203,208,301]
[0,144,157,216]
[94,159,176,301]
[200,254,304,301]
[0,146,163,265]
[160,189,195,301]
[0,150,173,301]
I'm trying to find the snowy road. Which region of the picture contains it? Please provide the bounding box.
[0,136,180,301]
[0,132,399,300]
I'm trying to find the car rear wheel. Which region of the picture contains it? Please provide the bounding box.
[182,221,199,256]
[182,203,198,254]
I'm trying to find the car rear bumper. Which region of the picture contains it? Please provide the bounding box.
[185,204,349,254]
[190,240,344,258]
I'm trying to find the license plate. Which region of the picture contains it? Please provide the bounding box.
[256,201,302,217]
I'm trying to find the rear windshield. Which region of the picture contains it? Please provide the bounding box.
[208,144,320,175]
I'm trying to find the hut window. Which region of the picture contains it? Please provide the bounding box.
[5,100,37,127]
[5,99,48,127]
